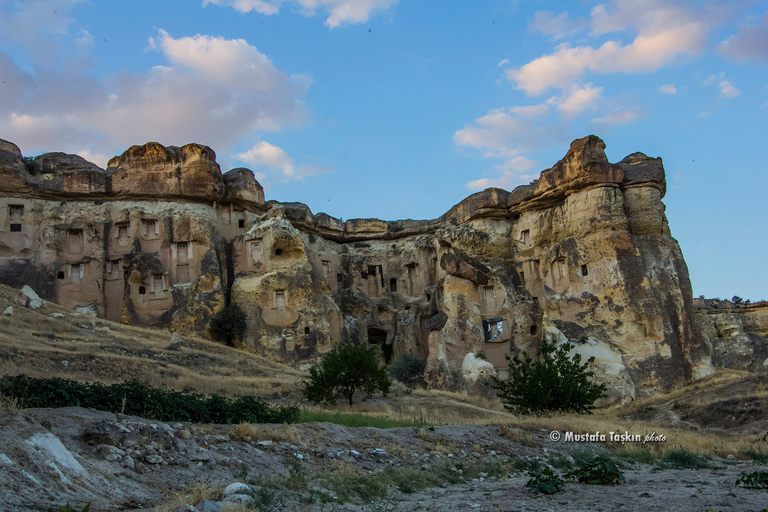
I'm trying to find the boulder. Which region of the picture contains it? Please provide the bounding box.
[16,286,42,309]
[223,167,265,207]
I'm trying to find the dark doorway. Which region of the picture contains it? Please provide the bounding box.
[367,327,392,363]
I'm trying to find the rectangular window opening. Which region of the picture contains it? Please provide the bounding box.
[367,265,377,276]
[519,229,530,244]
[10,224,21,232]
[389,278,397,292]
[304,327,310,335]
[238,219,245,228]
[138,286,146,295]
[275,289,286,309]
[321,260,332,278]
[581,264,588,276]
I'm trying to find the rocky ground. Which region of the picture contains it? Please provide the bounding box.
[1,406,766,512]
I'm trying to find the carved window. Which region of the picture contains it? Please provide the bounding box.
[152,274,165,296]
[322,260,332,278]
[141,219,159,238]
[520,271,525,283]
[67,229,84,253]
[139,286,146,295]
[238,219,245,228]
[390,278,397,292]
[483,286,495,308]
[70,263,84,284]
[519,229,530,244]
[175,242,191,261]
[106,259,123,278]
[275,289,286,309]
[581,264,588,277]
[483,317,504,342]
[250,240,262,264]
[9,204,23,232]
[115,223,130,246]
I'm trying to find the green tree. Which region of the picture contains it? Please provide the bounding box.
[489,339,606,415]
[304,342,391,406]
[209,303,247,346]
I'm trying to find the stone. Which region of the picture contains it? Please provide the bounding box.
[145,455,163,464]
[2,306,11,316]
[16,286,42,309]
[440,253,489,286]
[223,482,251,496]
[460,353,496,386]
[50,312,65,318]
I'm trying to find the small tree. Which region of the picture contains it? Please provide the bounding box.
[304,341,391,406]
[209,303,247,346]
[489,339,606,415]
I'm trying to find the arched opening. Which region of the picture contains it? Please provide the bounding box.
[367,327,392,364]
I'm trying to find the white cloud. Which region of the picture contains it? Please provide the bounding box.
[718,80,741,98]
[659,83,677,94]
[529,10,588,40]
[592,107,646,126]
[554,83,603,116]
[454,105,550,159]
[698,111,711,118]
[234,140,333,185]
[497,58,510,68]
[202,0,398,28]
[0,29,310,162]
[720,13,768,62]
[507,1,718,95]
[703,73,740,98]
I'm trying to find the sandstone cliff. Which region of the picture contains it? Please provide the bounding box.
[0,135,729,402]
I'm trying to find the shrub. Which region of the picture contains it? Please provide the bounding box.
[209,303,247,346]
[525,466,565,494]
[304,341,391,406]
[0,374,298,424]
[659,448,710,469]
[736,470,768,489]
[488,339,607,415]
[566,456,625,485]
[389,353,426,384]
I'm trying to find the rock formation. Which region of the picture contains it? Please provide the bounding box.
[0,135,738,402]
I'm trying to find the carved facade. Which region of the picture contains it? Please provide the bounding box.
[3,135,756,403]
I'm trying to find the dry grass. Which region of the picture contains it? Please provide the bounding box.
[0,284,303,402]
[2,282,766,461]
[229,423,302,445]
[153,481,221,512]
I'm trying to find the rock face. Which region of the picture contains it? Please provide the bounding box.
[0,135,733,401]
[694,298,768,374]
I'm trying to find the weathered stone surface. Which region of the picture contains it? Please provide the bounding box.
[695,300,768,374]
[108,142,225,201]
[440,253,489,286]
[0,134,734,401]
[16,285,42,309]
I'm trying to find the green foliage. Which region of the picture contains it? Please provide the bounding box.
[742,449,768,463]
[524,466,565,494]
[736,470,768,489]
[566,456,625,485]
[46,505,90,512]
[299,410,426,428]
[209,303,247,346]
[388,353,426,385]
[616,446,658,465]
[659,448,710,469]
[732,295,743,304]
[303,342,391,406]
[0,374,298,424]
[489,340,607,415]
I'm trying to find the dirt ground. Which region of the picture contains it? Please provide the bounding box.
[0,407,766,512]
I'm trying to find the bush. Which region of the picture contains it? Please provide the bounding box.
[525,466,565,494]
[0,374,299,424]
[659,448,710,469]
[304,342,391,406]
[566,456,625,485]
[389,353,426,384]
[736,470,768,489]
[209,303,247,346]
[488,339,606,415]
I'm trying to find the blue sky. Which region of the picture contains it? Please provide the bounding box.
[1,0,767,301]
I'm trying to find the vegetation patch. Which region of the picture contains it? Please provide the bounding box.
[0,374,298,424]
[736,470,768,489]
[489,339,606,415]
[525,466,565,494]
[658,448,711,469]
[566,456,625,485]
[299,410,426,428]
